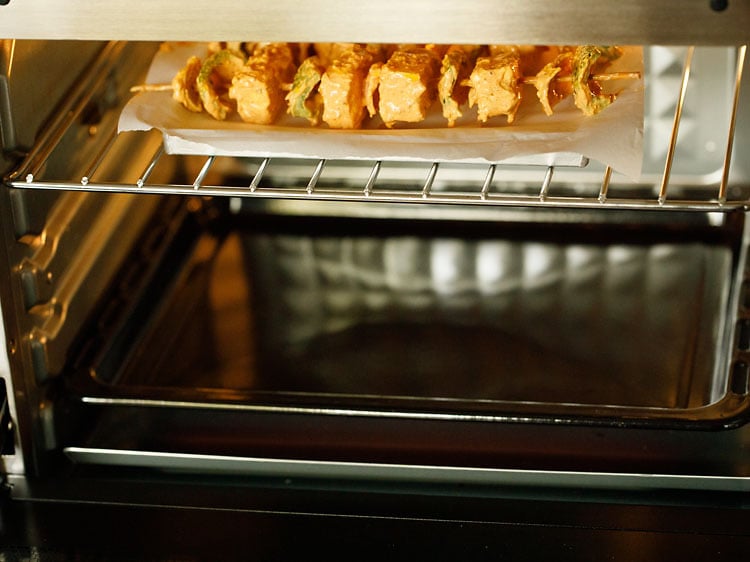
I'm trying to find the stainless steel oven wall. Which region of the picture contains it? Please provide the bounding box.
[0,40,167,475]
[1,41,108,476]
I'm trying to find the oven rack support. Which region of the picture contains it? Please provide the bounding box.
[4,44,748,212]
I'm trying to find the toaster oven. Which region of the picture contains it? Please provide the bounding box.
[2,1,750,558]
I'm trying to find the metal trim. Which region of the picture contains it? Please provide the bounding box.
[63,446,750,492]
[0,1,748,45]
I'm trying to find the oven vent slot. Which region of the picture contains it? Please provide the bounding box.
[3,43,748,211]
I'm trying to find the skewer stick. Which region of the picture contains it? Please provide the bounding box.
[129,83,173,93]
[131,71,643,95]
[520,71,642,85]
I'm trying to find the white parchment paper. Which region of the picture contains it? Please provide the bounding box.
[119,43,644,178]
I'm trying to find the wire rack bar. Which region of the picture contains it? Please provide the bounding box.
[658,46,695,205]
[422,162,440,199]
[81,129,119,186]
[249,158,270,192]
[719,44,748,203]
[306,159,326,194]
[192,156,215,189]
[480,165,496,201]
[539,166,554,201]
[136,145,164,188]
[9,178,743,211]
[363,161,382,197]
[599,166,613,203]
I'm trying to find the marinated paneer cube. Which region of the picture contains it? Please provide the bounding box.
[467,51,522,124]
[319,45,377,129]
[376,47,441,128]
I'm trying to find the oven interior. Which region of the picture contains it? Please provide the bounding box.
[78,204,741,418]
[1,35,750,488]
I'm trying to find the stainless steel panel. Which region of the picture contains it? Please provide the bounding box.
[62,446,750,492]
[0,40,176,473]
[0,1,748,45]
[0,40,101,157]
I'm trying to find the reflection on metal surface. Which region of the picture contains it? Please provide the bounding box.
[0,1,748,45]
[76,207,744,429]
[63,447,750,492]
[0,39,15,77]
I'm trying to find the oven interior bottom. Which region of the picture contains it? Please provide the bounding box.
[55,200,750,481]
[86,206,735,405]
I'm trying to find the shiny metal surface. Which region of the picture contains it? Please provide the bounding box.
[241,224,736,413]
[5,473,749,560]
[0,41,172,474]
[15,168,750,211]
[0,1,748,45]
[62,447,750,492]
[74,208,746,429]
[0,40,101,157]
[720,44,748,201]
[25,193,157,381]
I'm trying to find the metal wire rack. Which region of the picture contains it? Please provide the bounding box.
[4,43,748,211]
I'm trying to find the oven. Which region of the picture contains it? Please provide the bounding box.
[1,1,750,558]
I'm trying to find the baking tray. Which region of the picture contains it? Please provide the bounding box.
[69,205,749,427]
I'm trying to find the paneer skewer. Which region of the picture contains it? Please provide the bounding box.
[132,43,639,127]
[285,44,350,126]
[286,44,384,128]
[464,44,563,124]
[463,44,633,124]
